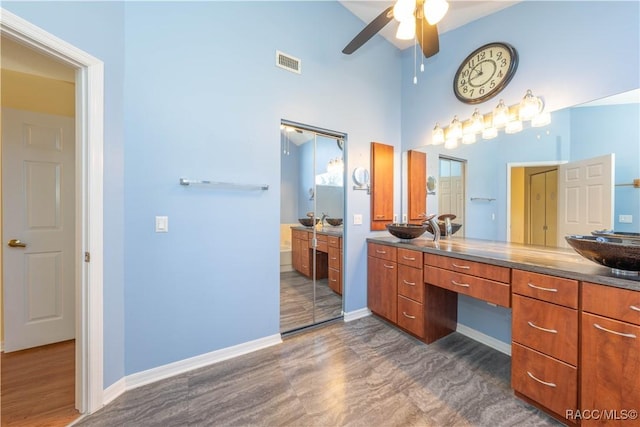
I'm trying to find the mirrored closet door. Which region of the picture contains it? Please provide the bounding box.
[279,120,345,333]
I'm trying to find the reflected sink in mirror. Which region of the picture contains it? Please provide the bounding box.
[326,218,343,226]
[386,223,429,240]
[298,218,320,227]
[565,235,640,276]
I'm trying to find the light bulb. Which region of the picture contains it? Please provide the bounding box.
[519,89,543,121]
[462,133,477,145]
[469,108,484,134]
[393,0,416,22]
[482,127,498,140]
[492,99,509,128]
[423,0,449,25]
[396,18,416,40]
[448,116,462,140]
[432,123,445,145]
[505,120,523,134]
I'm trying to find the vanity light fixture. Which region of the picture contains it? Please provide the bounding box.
[430,89,550,148]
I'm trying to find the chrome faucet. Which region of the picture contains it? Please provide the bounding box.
[419,213,441,242]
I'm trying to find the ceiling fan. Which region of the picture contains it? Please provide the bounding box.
[342,0,449,58]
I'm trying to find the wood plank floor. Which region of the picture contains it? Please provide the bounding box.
[74,316,562,426]
[1,340,79,427]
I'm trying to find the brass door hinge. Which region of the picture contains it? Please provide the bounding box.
[85,252,91,262]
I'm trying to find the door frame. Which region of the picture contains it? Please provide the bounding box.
[1,9,104,413]
[506,160,566,244]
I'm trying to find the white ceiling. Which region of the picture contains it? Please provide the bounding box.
[339,0,521,50]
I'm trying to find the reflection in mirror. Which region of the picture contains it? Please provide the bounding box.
[402,89,640,246]
[280,122,345,333]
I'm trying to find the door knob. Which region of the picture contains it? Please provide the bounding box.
[8,239,26,248]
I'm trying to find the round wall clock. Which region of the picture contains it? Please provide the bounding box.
[453,42,518,104]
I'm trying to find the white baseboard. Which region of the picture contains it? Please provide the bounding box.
[104,334,282,405]
[343,307,371,322]
[102,377,126,406]
[456,323,511,356]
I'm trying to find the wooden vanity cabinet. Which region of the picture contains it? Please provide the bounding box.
[407,149,426,224]
[367,243,397,323]
[511,269,579,424]
[328,235,342,295]
[292,229,309,276]
[371,142,394,231]
[580,282,639,426]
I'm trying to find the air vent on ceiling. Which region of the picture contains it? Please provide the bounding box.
[276,50,301,74]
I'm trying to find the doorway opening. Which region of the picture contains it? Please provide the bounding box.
[280,120,345,335]
[1,8,105,416]
[438,156,466,236]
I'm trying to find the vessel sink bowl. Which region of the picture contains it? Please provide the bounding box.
[425,221,463,236]
[565,235,640,274]
[386,223,429,240]
[326,218,343,226]
[298,218,320,227]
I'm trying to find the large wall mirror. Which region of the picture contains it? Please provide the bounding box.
[280,120,345,333]
[402,88,640,247]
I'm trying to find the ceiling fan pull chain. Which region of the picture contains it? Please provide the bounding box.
[413,36,418,84]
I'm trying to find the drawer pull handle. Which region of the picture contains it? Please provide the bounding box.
[403,280,416,286]
[527,371,556,388]
[402,311,416,319]
[376,250,387,254]
[402,256,416,261]
[376,215,385,218]
[527,321,557,334]
[527,283,558,293]
[331,279,337,282]
[331,257,337,260]
[594,323,637,339]
[383,264,395,269]
[631,305,640,312]
[451,263,470,270]
[451,280,470,288]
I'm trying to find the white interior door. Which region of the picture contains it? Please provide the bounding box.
[2,107,75,352]
[557,153,614,248]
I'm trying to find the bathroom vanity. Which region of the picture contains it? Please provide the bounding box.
[367,236,639,426]
[292,226,343,295]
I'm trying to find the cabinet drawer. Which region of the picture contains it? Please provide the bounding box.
[512,342,577,420]
[292,229,308,240]
[328,267,342,295]
[368,242,397,262]
[328,246,341,270]
[424,265,511,307]
[310,238,328,253]
[512,295,578,365]
[512,270,578,308]
[582,282,640,326]
[424,253,510,283]
[398,248,422,269]
[397,295,424,338]
[398,265,424,303]
[328,235,341,248]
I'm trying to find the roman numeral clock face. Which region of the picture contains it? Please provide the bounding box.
[454,42,519,104]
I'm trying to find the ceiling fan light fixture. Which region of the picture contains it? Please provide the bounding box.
[396,18,416,40]
[393,0,416,22]
[423,0,449,25]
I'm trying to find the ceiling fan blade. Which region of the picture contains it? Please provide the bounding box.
[415,14,439,58]
[342,6,394,55]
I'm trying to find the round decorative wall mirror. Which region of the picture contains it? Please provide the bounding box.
[427,175,437,194]
[352,167,370,186]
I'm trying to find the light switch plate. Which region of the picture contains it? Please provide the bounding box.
[619,214,633,223]
[155,216,169,232]
[353,214,363,225]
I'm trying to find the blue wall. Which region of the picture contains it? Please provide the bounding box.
[4,0,401,384]
[400,1,639,344]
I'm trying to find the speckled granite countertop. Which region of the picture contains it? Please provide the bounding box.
[291,225,343,237]
[367,236,640,292]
